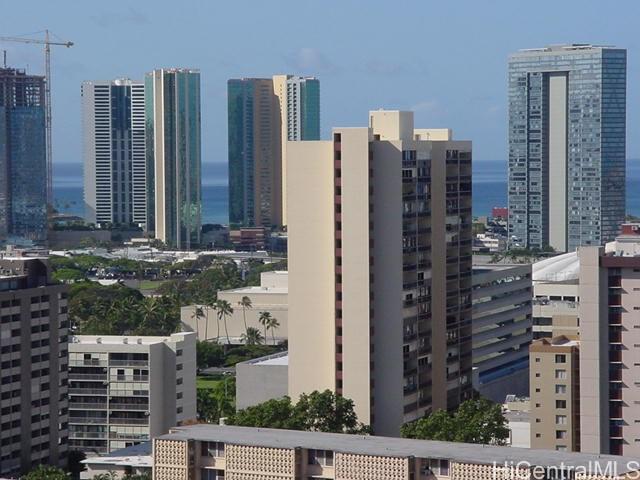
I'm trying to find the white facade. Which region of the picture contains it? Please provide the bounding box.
[82,79,146,226]
[68,332,196,454]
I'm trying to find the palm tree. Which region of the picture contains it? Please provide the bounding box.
[216,299,234,345]
[204,296,217,342]
[138,297,160,334]
[266,316,280,346]
[241,327,263,346]
[238,296,252,331]
[258,311,272,341]
[191,306,205,337]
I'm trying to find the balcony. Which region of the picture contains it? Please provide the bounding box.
[109,360,149,367]
[69,373,107,381]
[109,403,149,411]
[69,402,107,410]
[70,432,107,439]
[109,418,149,425]
[68,417,107,424]
[68,388,108,395]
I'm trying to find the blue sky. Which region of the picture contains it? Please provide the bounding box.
[3,0,639,165]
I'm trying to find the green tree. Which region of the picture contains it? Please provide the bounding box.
[191,306,205,337]
[92,472,117,480]
[401,398,509,445]
[227,389,369,434]
[238,295,252,331]
[53,267,85,283]
[241,327,263,346]
[265,316,280,345]
[23,465,68,480]
[216,299,234,344]
[258,311,272,341]
[196,341,224,369]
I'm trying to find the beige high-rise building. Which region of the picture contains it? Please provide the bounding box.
[530,336,580,452]
[287,110,473,436]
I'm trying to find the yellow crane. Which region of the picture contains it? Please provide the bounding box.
[0,30,74,206]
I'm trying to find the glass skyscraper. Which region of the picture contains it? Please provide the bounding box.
[0,67,47,242]
[145,69,201,249]
[508,45,626,252]
[228,75,320,227]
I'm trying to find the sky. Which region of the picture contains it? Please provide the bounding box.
[2,0,639,167]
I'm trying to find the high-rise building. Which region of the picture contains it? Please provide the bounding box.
[82,79,146,227]
[68,332,196,454]
[228,75,319,227]
[471,263,532,402]
[530,336,580,452]
[508,44,626,252]
[287,110,473,436]
[0,67,47,242]
[145,68,201,249]
[0,252,69,475]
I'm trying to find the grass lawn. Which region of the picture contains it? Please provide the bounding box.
[137,280,167,291]
[197,375,223,390]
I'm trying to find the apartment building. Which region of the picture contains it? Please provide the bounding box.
[152,424,640,480]
[145,68,201,249]
[68,332,196,454]
[82,79,146,227]
[0,253,69,475]
[287,110,473,436]
[530,337,580,452]
[508,45,626,251]
[472,263,532,402]
[228,75,320,227]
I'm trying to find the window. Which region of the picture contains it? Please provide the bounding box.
[556,400,567,409]
[556,415,567,425]
[555,385,567,394]
[427,459,449,476]
[556,430,567,439]
[201,469,224,480]
[555,354,566,364]
[555,370,567,380]
[201,441,225,458]
[535,357,541,363]
[308,449,333,466]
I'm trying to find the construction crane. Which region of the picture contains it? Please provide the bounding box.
[0,30,73,207]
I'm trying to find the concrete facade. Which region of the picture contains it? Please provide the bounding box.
[472,264,532,402]
[68,332,196,454]
[287,110,473,436]
[530,337,580,452]
[151,424,640,480]
[0,254,69,475]
[235,352,288,410]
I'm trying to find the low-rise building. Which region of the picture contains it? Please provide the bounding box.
[152,424,640,480]
[81,442,152,480]
[68,332,196,454]
[235,352,288,410]
[181,271,288,344]
[472,263,532,402]
[529,336,580,452]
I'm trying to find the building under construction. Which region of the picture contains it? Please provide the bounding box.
[0,67,47,242]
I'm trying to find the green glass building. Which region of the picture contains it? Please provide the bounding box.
[145,68,201,249]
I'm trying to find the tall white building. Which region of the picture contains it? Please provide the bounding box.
[68,332,196,454]
[82,79,146,227]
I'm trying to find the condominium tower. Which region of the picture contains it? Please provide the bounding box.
[0,253,69,475]
[146,68,201,249]
[228,75,319,227]
[82,79,146,227]
[508,44,626,252]
[288,110,473,436]
[0,68,47,242]
[68,332,196,454]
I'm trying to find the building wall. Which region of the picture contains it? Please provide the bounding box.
[530,339,580,452]
[68,332,196,454]
[0,257,68,475]
[287,140,336,401]
[235,354,288,410]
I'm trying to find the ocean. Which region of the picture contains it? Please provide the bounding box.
[54,160,640,223]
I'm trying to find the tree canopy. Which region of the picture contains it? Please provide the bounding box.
[400,398,509,445]
[226,390,370,434]
[23,465,68,480]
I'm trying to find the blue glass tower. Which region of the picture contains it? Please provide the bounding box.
[508,45,626,252]
[0,68,47,242]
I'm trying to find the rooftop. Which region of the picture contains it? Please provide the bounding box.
[82,442,152,468]
[240,351,289,366]
[159,424,639,474]
[515,44,618,54]
[71,332,193,346]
